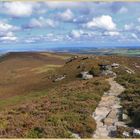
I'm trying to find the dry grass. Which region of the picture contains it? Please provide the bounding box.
[40,52,71,60]
[0,52,111,138]
[31,64,62,74]
[0,53,139,138]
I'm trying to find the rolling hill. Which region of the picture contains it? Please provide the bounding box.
[0,52,139,138]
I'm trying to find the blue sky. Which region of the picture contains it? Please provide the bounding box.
[0,1,140,50]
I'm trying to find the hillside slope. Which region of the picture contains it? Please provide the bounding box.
[0,52,139,138]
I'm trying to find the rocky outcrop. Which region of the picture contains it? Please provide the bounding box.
[93,77,125,138]
[111,63,120,68]
[80,71,93,80]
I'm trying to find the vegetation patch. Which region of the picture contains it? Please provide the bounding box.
[115,67,140,128]
[31,64,62,73]
[0,78,109,138]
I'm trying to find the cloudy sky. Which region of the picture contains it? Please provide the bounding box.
[0,1,140,49]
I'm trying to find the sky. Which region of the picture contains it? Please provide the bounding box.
[0,1,140,51]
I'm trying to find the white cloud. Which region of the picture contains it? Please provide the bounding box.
[131,33,139,40]
[104,31,120,36]
[0,21,19,32]
[58,9,74,22]
[45,2,80,9]
[25,33,64,43]
[118,7,128,14]
[0,31,17,42]
[124,24,133,30]
[0,21,14,32]
[85,15,116,31]
[28,17,57,28]
[138,17,140,22]
[0,20,19,43]
[69,30,84,38]
[2,2,34,17]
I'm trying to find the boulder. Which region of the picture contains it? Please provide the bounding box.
[123,131,130,137]
[99,64,112,71]
[80,71,93,80]
[133,129,140,136]
[66,56,78,63]
[111,63,120,68]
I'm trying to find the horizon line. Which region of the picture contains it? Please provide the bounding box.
[1,0,140,2]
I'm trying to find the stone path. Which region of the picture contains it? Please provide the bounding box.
[93,77,126,138]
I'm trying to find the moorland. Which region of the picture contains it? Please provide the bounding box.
[0,52,139,138]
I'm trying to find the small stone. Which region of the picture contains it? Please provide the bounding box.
[71,133,80,139]
[122,113,128,120]
[123,131,130,137]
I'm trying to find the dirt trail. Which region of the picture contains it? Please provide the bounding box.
[93,77,125,138]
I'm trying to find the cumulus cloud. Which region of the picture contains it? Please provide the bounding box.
[45,2,80,9]
[0,2,140,44]
[104,31,120,36]
[1,2,34,17]
[0,31,17,42]
[69,30,84,38]
[27,17,57,28]
[124,23,134,31]
[68,29,101,40]
[0,20,19,43]
[131,33,139,40]
[84,15,117,31]
[58,9,74,22]
[0,21,19,32]
[25,33,64,43]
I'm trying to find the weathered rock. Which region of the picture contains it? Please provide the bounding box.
[82,74,93,80]
[66,56,78,63]
[111,63,120,68]
[122,113,128,120]
[93,107,110,121]
[80,71,93,80]
[133,129,140,136]
[99,64,112,71]
[71,133,80,138]
[123,131,130,137]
